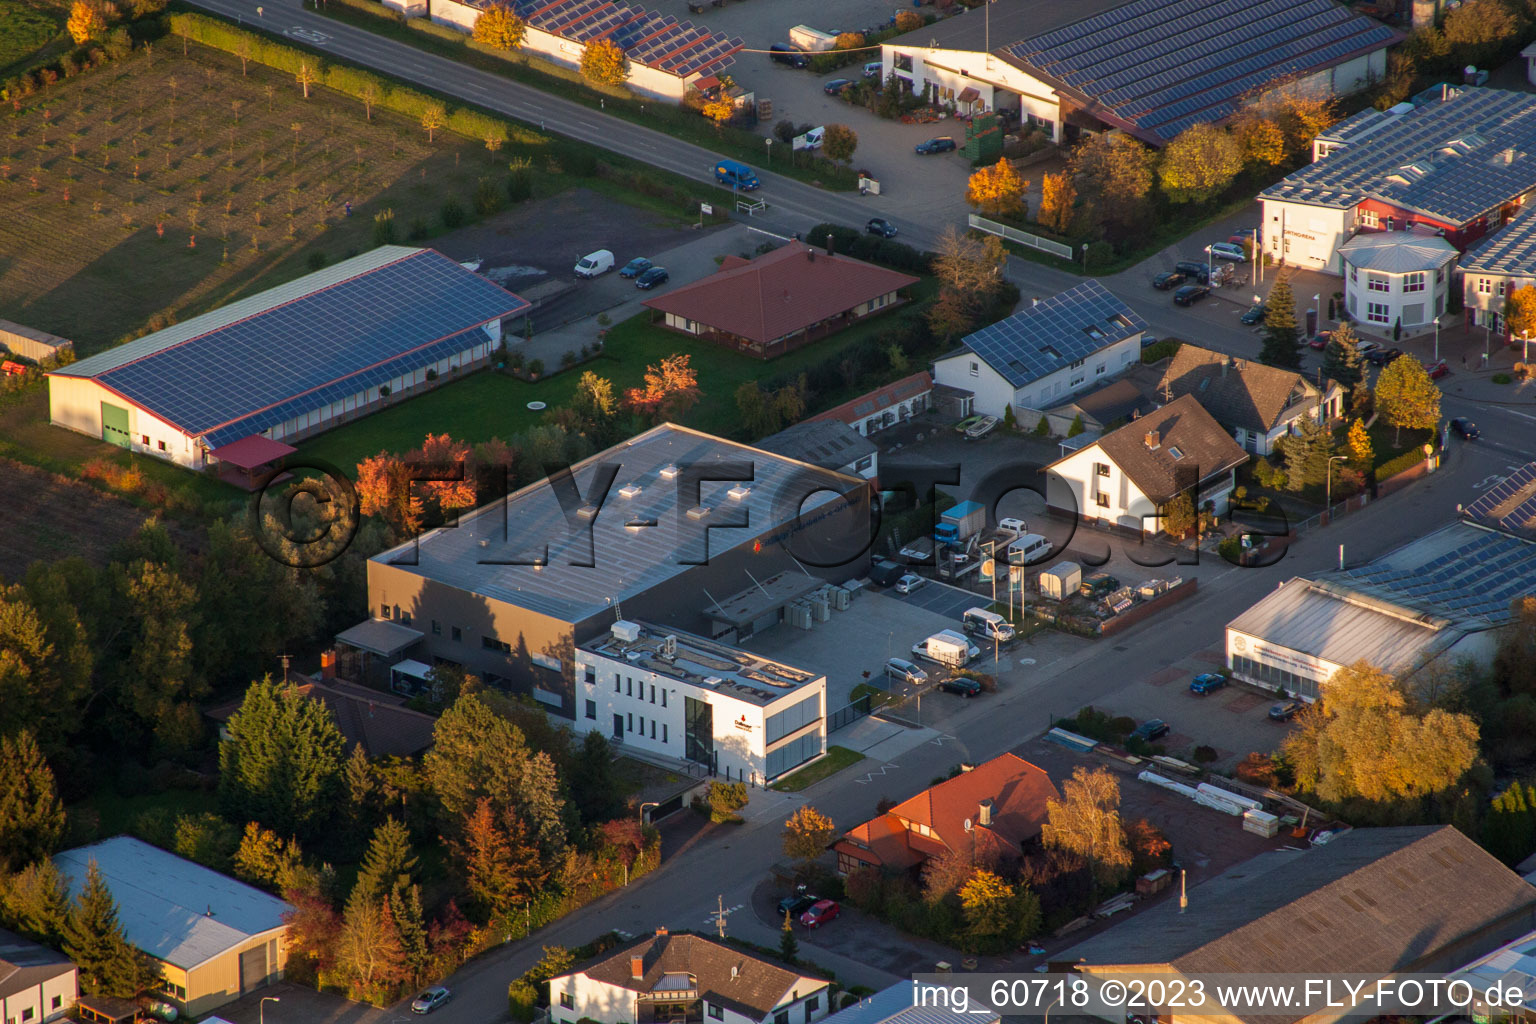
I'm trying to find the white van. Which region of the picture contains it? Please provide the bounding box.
[998,517,1027,536]
[1007,533,1053,565]
[962,607,1014,641]
[574,249,614,278]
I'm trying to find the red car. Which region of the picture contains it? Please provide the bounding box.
[799,900,840,928]
[1425,359,1449,379]
[1309,331,1331,350]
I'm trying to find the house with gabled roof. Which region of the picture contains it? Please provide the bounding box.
[0,928,76,1024]
[833,753,1058,876]
[1045,394,1248,533]
[548,929,830,1024]
[931,281,1148,420]
[1157,344,1342,455]
[804,371,932,438]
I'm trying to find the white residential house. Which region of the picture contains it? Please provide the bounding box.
[1157,345,1343,456]
[932,280,1147,421]
[574,621,826,786]
[1339,231,1457,334]
[1045,395,1248,533]
[1461,203,1536,339]
[549,930,831,1024]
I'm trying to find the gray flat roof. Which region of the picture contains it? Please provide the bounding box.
[582,619,821,706]
[703,571,828,628]
[822,984,999,1024]
[336,617,424,657]
[374,424,865,624]
[884,0,1117,56]
[1261,86,1536,224]
[1463,205,1536,276]
[56,837,292,970]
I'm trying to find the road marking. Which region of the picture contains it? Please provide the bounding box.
[1501,409,1536,423]
[1475,475,1505,490]
[852,762,900,784]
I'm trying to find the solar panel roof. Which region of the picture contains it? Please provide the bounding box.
[1462,205,1536,276]
[494,0,740,78]
[1000,0,1398,144]
[958,279,1147,388]
[55,247,529,445]
[1262,86,1536,224]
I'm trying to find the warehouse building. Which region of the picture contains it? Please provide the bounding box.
[47,247,528,480]
[54,838,291,1019]
[1226,464,1536,697]
[574,620,826,784]
[349,424,871,715]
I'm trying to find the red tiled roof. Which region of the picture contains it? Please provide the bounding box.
[643,243,919,345]
[207,434,298,469]
[835,753,1058,872]
[806,371,933,428]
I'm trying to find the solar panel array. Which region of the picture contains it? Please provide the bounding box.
[93,250,529,441]
[1262,87,1536,224]
[961,280,1148,388]
[1465,463,1536,530]
[1462,205,1536,275]
[1003,0,1396,143]
[503,0,741,78]
[1341,528,1536,624]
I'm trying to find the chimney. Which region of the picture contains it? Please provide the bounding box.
[1145,428,1160,449]
[978,799,993,827]
[959,761,976,772]
[630,956,645,980]
[655,927,668,937]
[320,649,336,679]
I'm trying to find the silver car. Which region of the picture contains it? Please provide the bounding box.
[412,987,452,1014]
[885,657,928,685]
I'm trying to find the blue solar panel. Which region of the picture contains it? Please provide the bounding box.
[960,280,1148,388]
[92,250,529,440]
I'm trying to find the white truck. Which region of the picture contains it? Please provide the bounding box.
[788,24,837,51]
[912,629,980,668]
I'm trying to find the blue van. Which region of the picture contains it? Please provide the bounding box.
[714,158,761,191]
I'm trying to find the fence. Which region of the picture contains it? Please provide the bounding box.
[828,693,873,732]
[967,214,1073,259]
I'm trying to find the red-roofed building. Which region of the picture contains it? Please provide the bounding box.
[642,243,919,359]
[833,753,1058,875]
[805,371,933,437]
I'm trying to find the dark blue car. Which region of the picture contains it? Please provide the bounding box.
[915,136,956,155]
[635,266,670,290]
[619,257,652,278]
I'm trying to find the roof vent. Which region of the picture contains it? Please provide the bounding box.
[704,675,725,686]
[727,485,752,501]
[205,905,215,917]
[661,635,678,660]
[687,505,712,520]
[611,620,641,643]
[978,798,993,827]
[619,483,643,499]
[659,464,679,479]
[731,966,740,980]
[577,503,599,519]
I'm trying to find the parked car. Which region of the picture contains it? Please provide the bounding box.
[1269,698,1304,721]
[1173,284,1210,306]
[1209,241,1248,262]
[635,266,670,290]
[940,677,983,697]
[411,987,452,1014]
[998,516,1028,534]
[1152,271,1186,290]
[573,249,614,278]
[1175,260,1210,282]
[1366,346,1403,366]
[915,136,957,155]
[769,43,809,68]
[1425,359,1449,379]
[823,78,854,95]
[800,899,840,928]
[885,657,928,686]
[619,256,652,278]
[866,217,898,238]
[1190,672,1227,695]
[1140,333,1160,349]
[1451,417,1481,439]
[1079,572,1120,598]
[1355,341,1381,359]
[863,60,883,77]
[895,573,925,594]
[1240,301,1266,325]
[777,892,819,918]
[1228,228,1259,246]
[1129,719,1170,742]
[1309,331,1331,350]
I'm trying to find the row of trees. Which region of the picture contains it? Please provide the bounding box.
[470,4,629,87]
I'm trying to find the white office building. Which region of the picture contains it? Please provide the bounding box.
[574,621,826,785]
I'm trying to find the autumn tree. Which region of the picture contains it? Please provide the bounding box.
[833,31,865,49]
[218,676,346,842]
[822,124,858,164]
[624,353,701,424]
[1233,111,1286,167]
[700,93,734,129]
[1261,275,1301,368]
[420,102,447,143]
[1375,355,1441,445]
[356,452,424,537]
[1161,490,1196,540]
[62,861,150,997]
[1283,662,1479,803]
[965,158,1027,220]
[1442,0,1517,67]
[1158,123,1243,204]
[782,805,836,863]
[735,379,806,437]
[1038,171,1075,234]
[233,822,306,892]
[472,3,526,50]
[1347,419,1373,471]
[580,38,628,86]
[959,869,1039,953]
[1042,766,1133,889]
[281,875,342,980]
[413,433,476,512]
[933,228,1006,295]
[573,370,618,423]
[1071,132,1154,229]
[0,730,65,872]
[453,797,543,918]
[66,0,109,43]
[336,890,406,1000]
[1275,92,1339,160]
[1505,284,1536,343]
[295,60,319,99]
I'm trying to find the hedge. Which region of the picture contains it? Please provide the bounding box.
[166,12,548,148]
[1377,444,1430,481]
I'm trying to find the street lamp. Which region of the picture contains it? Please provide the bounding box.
[261,997,280,1024]
[1205,244,1214,287]
[1312,293,1321,337]
[764,137,772,164]
[1081,243,1089,272]
[1434,315,1441,363]
[1325,454,1348,514]
[639,801,659,825]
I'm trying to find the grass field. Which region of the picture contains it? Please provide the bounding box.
[0,0,62,75]
[0,41,551,352]
[770,745,864,792]
[299,279,937,469]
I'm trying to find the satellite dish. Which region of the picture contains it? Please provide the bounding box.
[964,818,973,832]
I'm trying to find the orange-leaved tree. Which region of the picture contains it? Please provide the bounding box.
[66,0,109,43]
[471,3,526,50]
[965,158,1027,220]
[580,38,628,86]
[624,353,702,424]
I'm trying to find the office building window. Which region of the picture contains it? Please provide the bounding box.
[807,997,820,1012]
[663,724,668,743]
[1367,301,1390,324]
[22,1009,35,1022]
[584,700,596,720]
[615,674,621,692]
[627,713,633,731]
[651,720,657,739]
[431,620,442,636]
[1358,210,1378,228]
[51,997,62,1010]
[583,667,596,685]
[968,360,979,377]
[639,715,645,734]
[626,678,633,697]
[451,626,462,642]
[481,635,511,654]
[379,602,390,619]
[777,1012,790,1024]
[1403,272,1425,293]
[1349,264,1358,282]
[1367,273,1389,292]
[661,689,667,708]
[650,684,656,704]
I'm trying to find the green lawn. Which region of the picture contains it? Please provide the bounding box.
[0,0,62,76]
[771,745,865,792]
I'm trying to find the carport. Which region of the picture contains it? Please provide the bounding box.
[335,617,424,688]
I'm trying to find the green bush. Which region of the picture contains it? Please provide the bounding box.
[506,169,533,203]
[406,215,430,241]
[1083,241,1115,271]
[475,176,505,216]
[1140,339,1182,363]
[1193,745,1219,763]
[372,208,396,245]
[1493,372,1513,384]
[441,199,466,229]
[1218,536,1243,564]
[1378,445,1429,480]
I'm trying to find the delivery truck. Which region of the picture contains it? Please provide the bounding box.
[714,158,760,191]
[911,629,980,668]
[934,500,987,545]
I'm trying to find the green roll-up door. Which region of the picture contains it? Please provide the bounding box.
[101,402,131,448]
